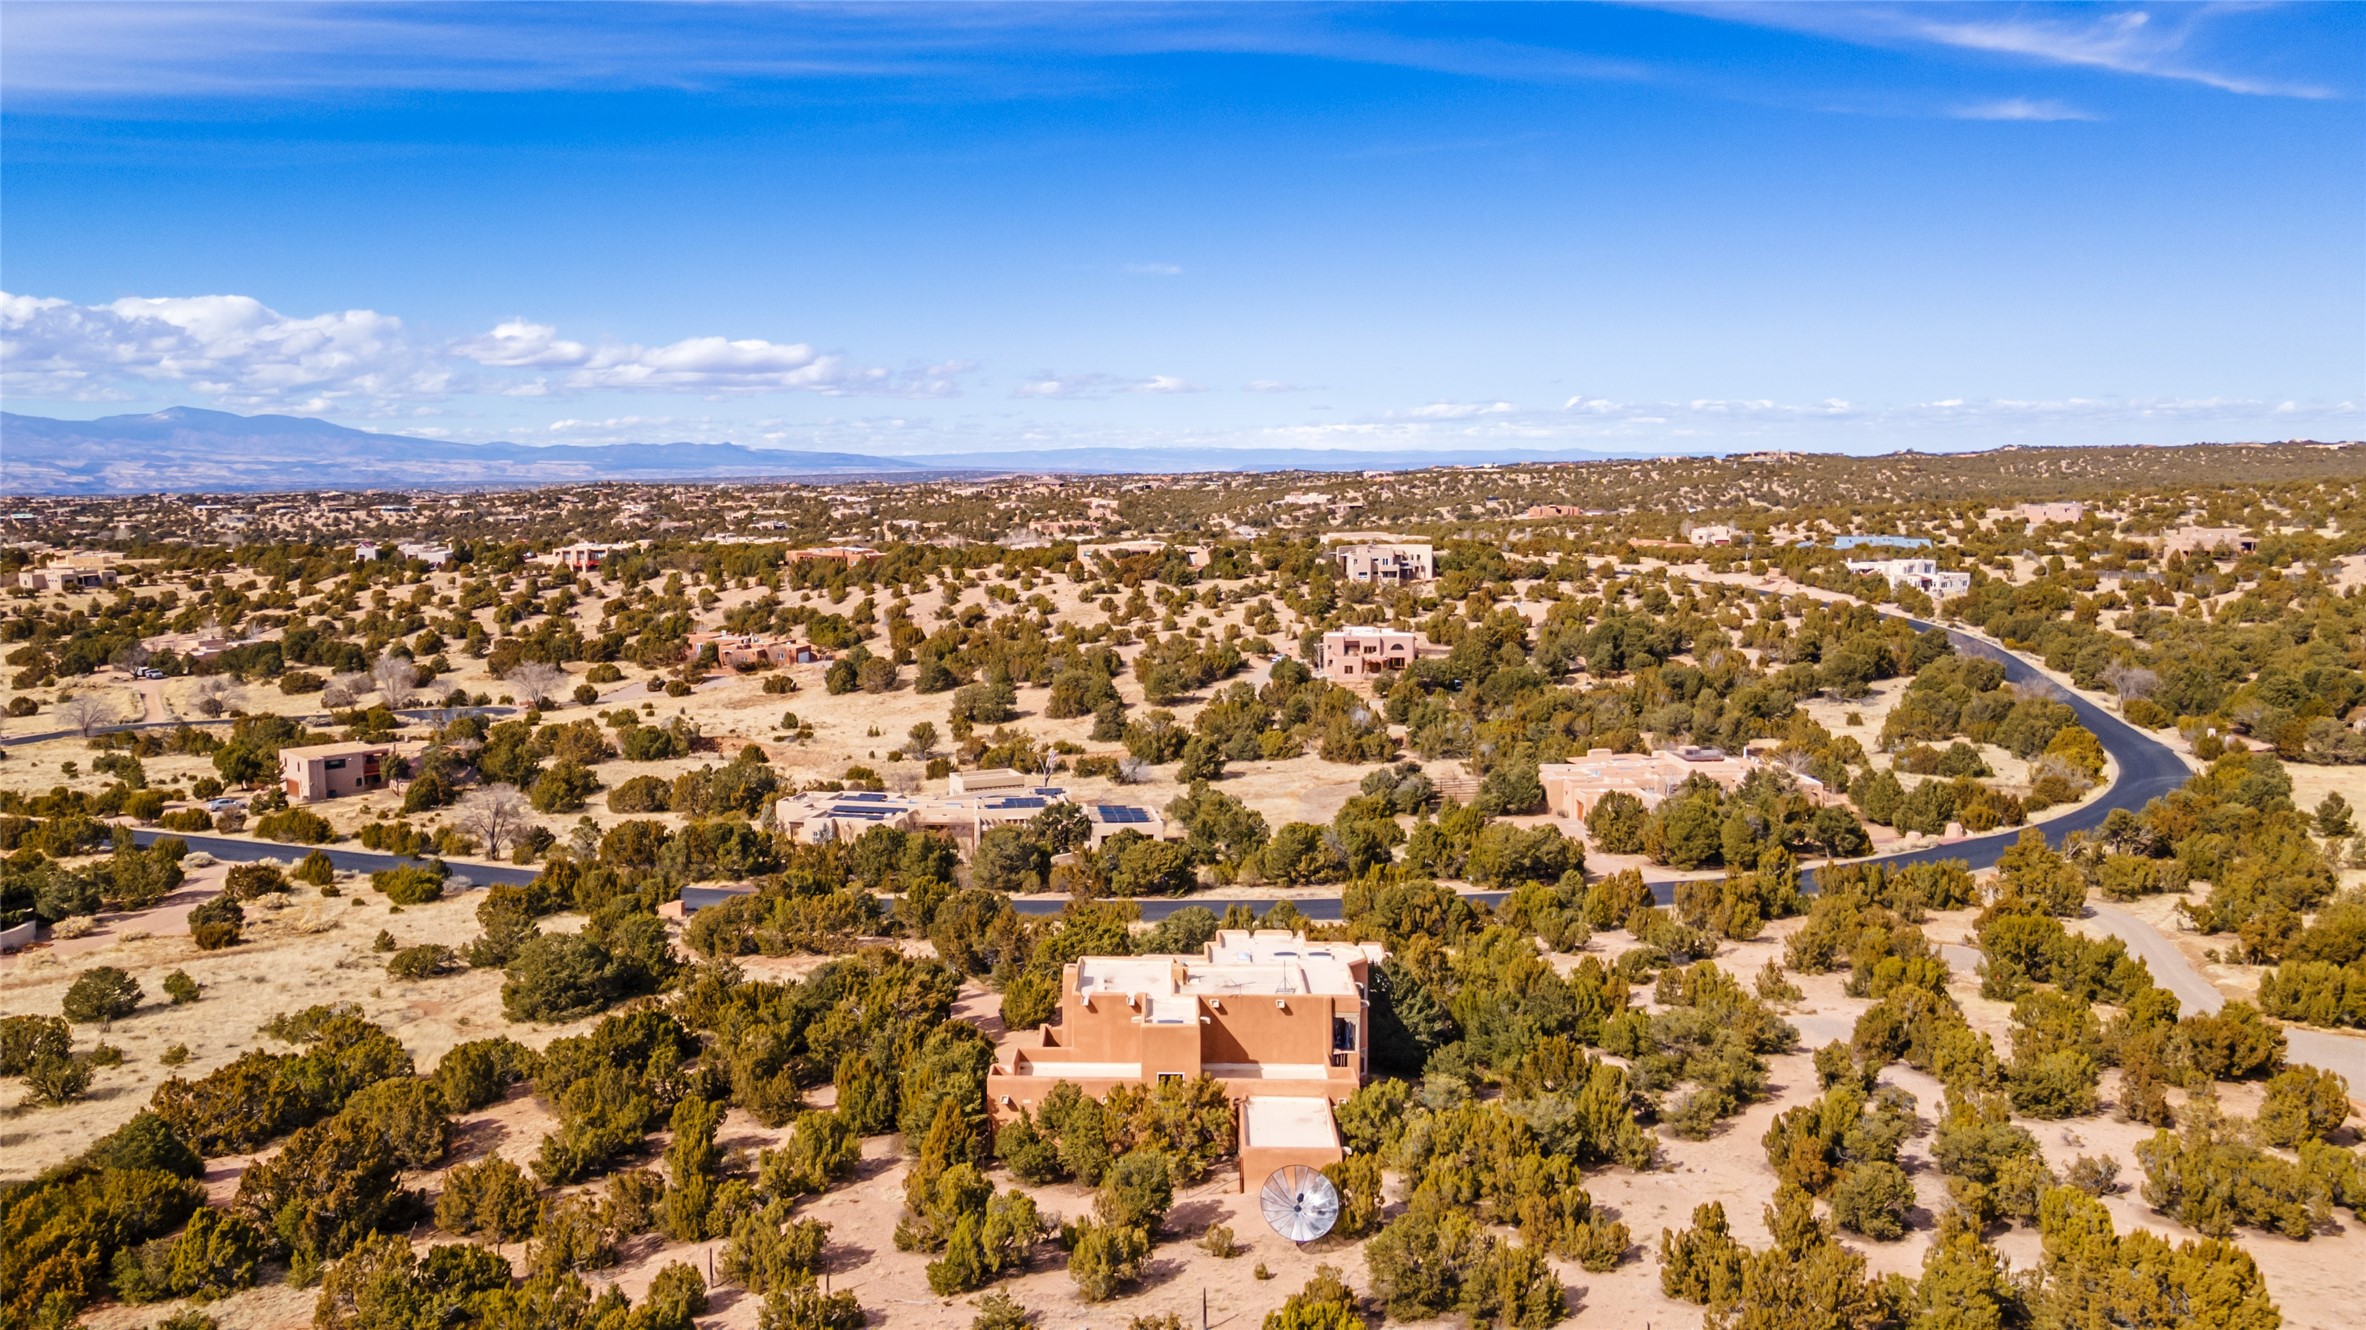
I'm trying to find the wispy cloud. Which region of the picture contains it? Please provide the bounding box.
[1123,262,1183,277]
[0,4,1657,101]
[1245,380,1315,394]
[1693,3,2339,100]
[1407,400,1517,419]
[1950,97,2098,122]
[1911,8,2331,99]
[1015,369,1202,398]
[1014,371,1126,400]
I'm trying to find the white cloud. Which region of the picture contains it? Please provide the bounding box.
[455,319,589,368]
[1951,97,2098,122]
[454,318,958,396]
[1408,400,1516,419]
[1124,262,1183,277]
[1014,371,1125,399]
[1246,379,1314,394]
[0,290,444,406]
[1,289,962,408]
[1132,375,1202,394]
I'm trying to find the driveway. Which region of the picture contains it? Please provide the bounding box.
[2087,901,2366,1091]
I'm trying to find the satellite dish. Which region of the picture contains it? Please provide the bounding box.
[1258,1165,1340,1244]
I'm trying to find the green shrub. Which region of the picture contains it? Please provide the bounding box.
[188,896,245,950]
[1065,1218,1151,1302]
[24,1052,95,1103]
[2134,1117,2326,1239]
[2256,1066,2351,1147]
[63,966,143,1023]
[387,943,460,979]
[0,1013,71,1073]
[254,807,336,844]
[757,1287,865,1330]
[1828,1160,1916,1240]
[371,863,448,905]
[431,1036,541,1112]
[223,862,289,900]
[1263,1268,1366,1330]
[436,1154,545,1244]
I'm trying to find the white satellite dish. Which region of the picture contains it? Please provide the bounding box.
[1258,1165,1340,1244]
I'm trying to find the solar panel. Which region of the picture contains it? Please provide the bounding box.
[991,797,1047,809]
[1097,806,1151,824]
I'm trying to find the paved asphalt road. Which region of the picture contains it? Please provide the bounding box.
[123,620,2183,915]
[1001,616,2196,920]
[2086,901,2366,1087]
[5,704,514,748]
[115,618,2366,1084]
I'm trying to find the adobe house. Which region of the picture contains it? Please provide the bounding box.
[988,929,1384,1190]
[1538,745,1824,822]
[1317,627,1444,681]
[1329,542,1434,584]
[279,741,396,802]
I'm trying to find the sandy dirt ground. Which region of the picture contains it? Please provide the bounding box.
[27,905,2366,1330]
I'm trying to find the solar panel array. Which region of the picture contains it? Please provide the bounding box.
[1095,805,1152,824]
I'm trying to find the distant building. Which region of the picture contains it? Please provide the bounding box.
[1687,524,1739,547]
[783,546,883,566]
[686,630,832,669]
[545,542,633,572]
[280,741,396,802]
[1331,542,1434,584]
[988,929,1385,1189]
[2015,501,2086,525]
[2158,526,2258,558]
[1844,557,1970,599]
[140,629,258,662]
[946,768,1037,795]
[1317,627,1445,680]
[1077,540,1212,569]
[1830,535,1931,551]
[768,783,1168,852]
[1523,504,1589,519]
[1540,746,1778,821]
[395,542,454,568]
[17,554,117,592]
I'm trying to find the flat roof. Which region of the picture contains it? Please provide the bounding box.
[1242,1096,1341,1150]
[279,741,394,759]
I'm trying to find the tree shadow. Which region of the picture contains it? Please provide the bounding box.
[1165,1198,1228,1234]
[447,1116,511,1164]
[820,1241,875,1276]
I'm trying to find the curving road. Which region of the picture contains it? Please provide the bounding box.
[3,704,516,749]
[1008,616,2194,920]
[124,826,541,887]
[2087,901,2366,1089]
[122,619,2188,917]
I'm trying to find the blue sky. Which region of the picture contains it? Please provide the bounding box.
[3,2,2360,458]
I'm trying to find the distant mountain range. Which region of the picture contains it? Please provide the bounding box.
[0,408,955,494]
[0,407,1709,494]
